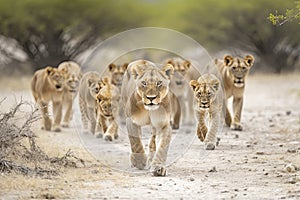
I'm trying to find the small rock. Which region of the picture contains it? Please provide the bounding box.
[158,183,162,186]
[286,111,291,116]
[287,149,297,153]
[269,124,275,127]
[284,163,297,172]
[246,144,251,148]
[209,166,217,172]
[285,177,297,184]
[256,151,265,155]
[234,189,239,192]
[264,172,269,175]
[221,190,229,193]
[269,119,273,122]
[279,144,283,147]
[189,177,195,181]
[235,134,239,138]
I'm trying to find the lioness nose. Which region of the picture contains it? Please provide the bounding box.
[202,101,208,105]
[146,96,157,102]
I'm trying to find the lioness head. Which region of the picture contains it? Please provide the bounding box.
[130,60,174,111]
[223,55,254,87]
[190,74,220,111]
[46,66,65,91]
[108,63,129,86]
[87,77,106,97]
[64,73,80,93]
[95,84,113,117]
[166,58,191,87]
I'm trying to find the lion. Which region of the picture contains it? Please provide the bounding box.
[95,77,119,141]
[78,71,104,134]
[215,54,255,131]
[31,66,66,132]
[58,61,82,128]
[190,74,222,150]
[165,57,200,124]
[121,60,180,176]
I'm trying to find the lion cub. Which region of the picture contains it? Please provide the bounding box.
[215,54,255,131]
[31,66,66,132]
[190,74,222,150]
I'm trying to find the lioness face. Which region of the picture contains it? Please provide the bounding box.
[130,60,174,111]
[223,55,255,87]
[65,74,80,93]
[109,63,128,86]
[96,94,113,117]
[46,67,65,91]
[167,59,191,87]
[190,74,220,111]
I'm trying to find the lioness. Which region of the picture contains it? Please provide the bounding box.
[31,66,66,132]
[215,54,255,130]
[78,71,103,134]
[121,60,180,176]
[58,61,82,127]
[190,74,222,150]
[165,57,200,124]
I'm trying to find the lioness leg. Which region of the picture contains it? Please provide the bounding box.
[79,97,89,132]
[231,97,243,131]
[224,99,232,127]
[147,129,156,167]
[197,111,208,142]
[151,125,172,176]
[126,118,147,170]
[39,101,52,131]
[52,101,62,132]
[171,96,181,130]
[87,107,96,134]
[62,96,73,128]
[204,112,220,150]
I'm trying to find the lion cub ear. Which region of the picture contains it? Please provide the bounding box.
[162,64,174,79]
[108,63,116,72]
[223,55,234,67]
[131,64,146,80]
[189,80,199,91]
[244,55,255,67]
[101,76,110,85]
[122,63,129,71]
[184,60,191,69]
[46,66,54,75]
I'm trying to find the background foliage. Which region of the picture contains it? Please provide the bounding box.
[0,0,299,73]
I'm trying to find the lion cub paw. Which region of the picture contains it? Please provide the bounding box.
[103,134,113,141]
[151,166,167,177]
[205,142,216,150]
[230,122,243,131]
[61,122,69,128]
[130,153,147,170]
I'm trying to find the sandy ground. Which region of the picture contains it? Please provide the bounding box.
[0,74,300,199]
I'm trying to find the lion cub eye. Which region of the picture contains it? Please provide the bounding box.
[157,81,162,87]
[141,81,147,86]
[197,92,202,97]
[232,66,237,70]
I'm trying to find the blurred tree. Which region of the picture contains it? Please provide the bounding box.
[0,0,148,69]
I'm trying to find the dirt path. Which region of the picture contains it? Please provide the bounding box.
[0,74,300,199]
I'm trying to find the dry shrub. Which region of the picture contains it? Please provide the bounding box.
[0,98,85,177]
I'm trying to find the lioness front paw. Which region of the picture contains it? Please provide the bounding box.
[53,125,61,132]
[130,153,147,170]
[96,132,103,138]
[151,166,167,177]
[44,118,52,131]
[205,142,215,150]
[230,122,243,131]
[61,122,69,128]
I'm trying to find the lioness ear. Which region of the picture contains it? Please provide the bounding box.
[101,76,110,85]
[60,67,68,74]
[108,63,116,72]
[211,79,220,91]
[184,60,191,69]
[167,60,174,66]
[189,80,199,91]
[87,78,94,87]
[224,55,234,67]
[162,64,174,79]
[244,55,255,67]
[46,66,54,75]
[122,63,129,71]
[131,65,145,80]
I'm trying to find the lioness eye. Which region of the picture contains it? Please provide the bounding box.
[232,66,237,70]
[242,66,246,70]
[157,81,162,86]
[141,81,147,86]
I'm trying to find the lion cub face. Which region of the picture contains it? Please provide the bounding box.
[130,60,174,111]
[65,74,80,93]
[223,55,254,87]
[46,67,65,91]
[95,77,114,117]
[190,74,220,111]
[108,63,128,86]
[87,79,103,97]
